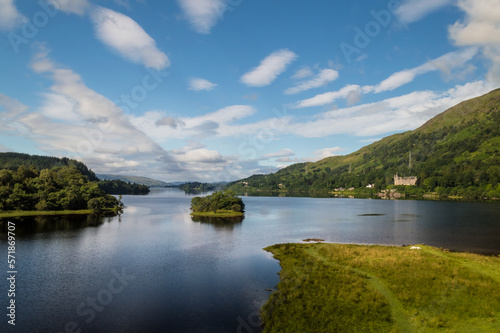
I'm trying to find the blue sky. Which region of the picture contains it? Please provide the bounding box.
[0,0,499,182]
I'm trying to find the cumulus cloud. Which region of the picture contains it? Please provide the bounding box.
[285,68,339,95]
[22,45,165,172]
[129,105,257,141]
[175,148,225,163]
[177,0,226,34]
[449,0,500,82]
[395,0,454,24]
[48,0,90,16]
[241,49,298,87]
[0,0,26,30]
[91,6,169,69]
[294,84,361,108]
[189,78,218,91]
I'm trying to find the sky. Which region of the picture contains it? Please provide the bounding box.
[0,0,499,182]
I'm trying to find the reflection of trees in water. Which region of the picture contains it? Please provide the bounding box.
[191,215,244,230]
[0,214,115,236]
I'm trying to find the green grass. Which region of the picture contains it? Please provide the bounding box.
[0,208,116,218]
[190,209,243,217]
[262,243,500,333]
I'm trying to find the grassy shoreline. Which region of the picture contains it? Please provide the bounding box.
[262,243,500,332]
[190,209,243,218]
[0,208,117,218]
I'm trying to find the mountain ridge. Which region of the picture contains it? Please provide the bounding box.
[228,89,500,199]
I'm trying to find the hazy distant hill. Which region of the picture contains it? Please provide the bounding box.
[97,174,169,187]
[228,89,500,198]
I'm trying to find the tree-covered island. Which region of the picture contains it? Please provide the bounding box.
[190,190,245,217]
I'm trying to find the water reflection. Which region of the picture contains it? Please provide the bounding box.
[0,214,112,236]
[191,215,244,230]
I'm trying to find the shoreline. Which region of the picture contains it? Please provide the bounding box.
[260,243,500,332]
[0,208,118,218]
[190,210,244,218]
[232,189,499,202]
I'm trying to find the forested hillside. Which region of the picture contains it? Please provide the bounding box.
[98,179,150,195]
[0,152,98,181]
[97,174,168,187]
[0,165,120,212]
[228,89,500,199]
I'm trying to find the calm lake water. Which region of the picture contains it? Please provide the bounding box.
[1,188,499,332]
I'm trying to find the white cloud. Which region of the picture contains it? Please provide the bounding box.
[303,147,343,162]
[22,46,165,172]
[395,0,454,24]
[288,81,493,138]
[0,93,29,117]
[175,148,225,163]
[372,48,478,93]
[292,67,314,79]
[262,148,295,159]
[91,6,169,69]
[0,0,26,30]
[129,105,257,141]
[38,93,82,123]
[241,49,298,87]
[285,69,339,95]
[155,116,185,129]
[177,0,226,34]
[294,84,361,108]
[0,94,29,135]
[48,0,90,16]
[449,0,500,82]
[189,78,218,91]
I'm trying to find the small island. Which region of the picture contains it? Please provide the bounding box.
[190,190,245,218]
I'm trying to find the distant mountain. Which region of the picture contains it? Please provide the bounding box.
[228,89,500,199]
[0,152,98,181]
[97,174,169,187]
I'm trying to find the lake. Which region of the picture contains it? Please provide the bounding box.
[1,188,499,332]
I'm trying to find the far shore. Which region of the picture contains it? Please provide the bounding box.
[0,208,118,218]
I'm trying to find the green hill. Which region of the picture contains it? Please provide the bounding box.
[228,89,500,199]
[96,174,168,187]
[0,152,98,181]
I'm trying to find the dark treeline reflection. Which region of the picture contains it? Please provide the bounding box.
[191,215,244,230]
[0,214,114,236]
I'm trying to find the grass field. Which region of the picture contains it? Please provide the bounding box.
[262,243,500,333]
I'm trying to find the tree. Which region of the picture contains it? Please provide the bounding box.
[190,191,245,213]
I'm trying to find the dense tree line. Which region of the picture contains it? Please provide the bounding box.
[0,152,98,181]
[97,179,150,195]
[180,182,217,193]
[0,165,121,213]
[190,191,245,213]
